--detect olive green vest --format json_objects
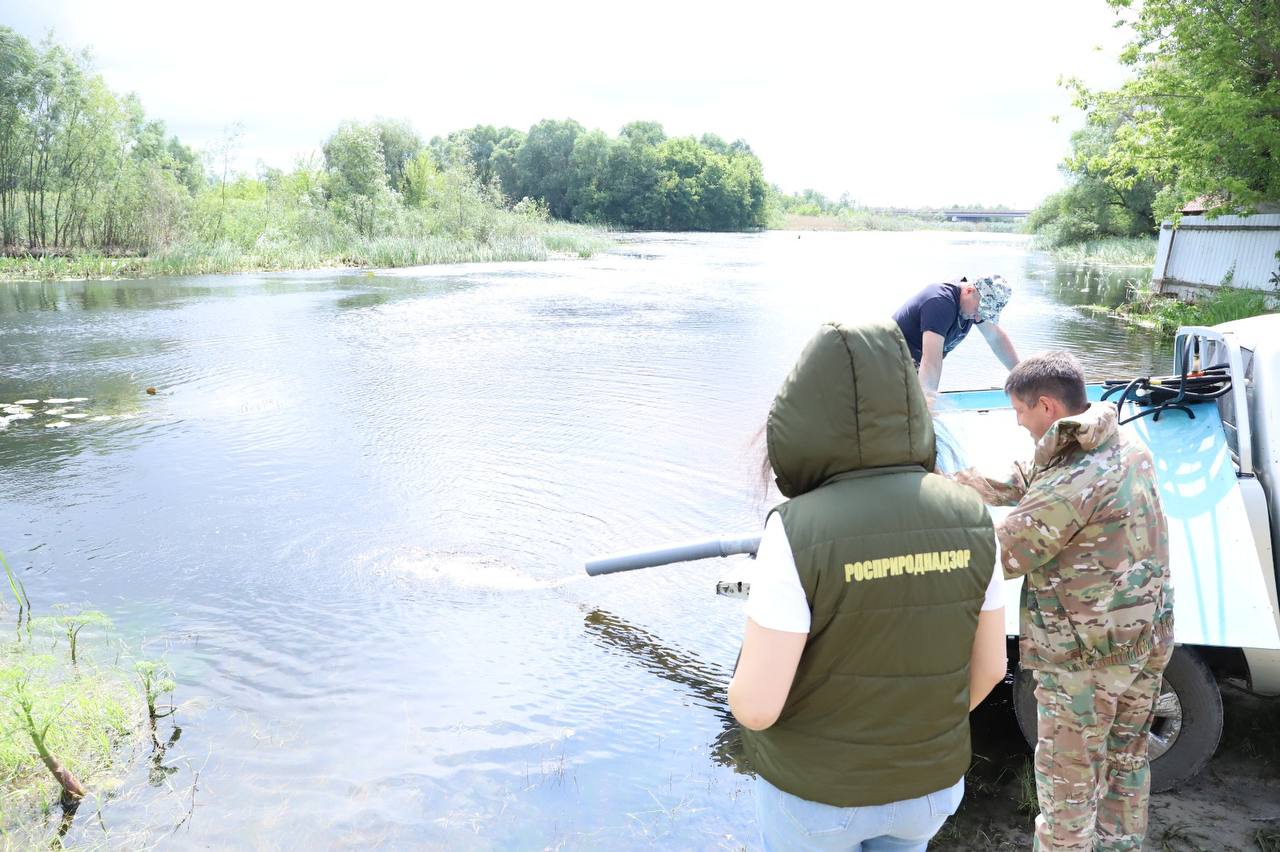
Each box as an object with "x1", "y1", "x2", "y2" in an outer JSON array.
[{"x1": 741, "y1": 320, "x2": 995, "y2": 807}]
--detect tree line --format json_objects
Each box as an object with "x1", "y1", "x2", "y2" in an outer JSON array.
[
  {"x1": 425, "y1": 120, "x2": 768, "y2": 230},
  {"x1": 0, "y1": 29, "x2": 202, "y2": 253},
  {"x1": 0, "y1": 27, "x2": 770, "y2": 257}
]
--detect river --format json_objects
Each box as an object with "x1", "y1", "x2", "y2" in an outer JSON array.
[{"x1": 0, "y1": 231, "x2": 1162, "y2": 848}]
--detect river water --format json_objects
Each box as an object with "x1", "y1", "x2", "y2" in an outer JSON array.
[{"x1": 0, "y1": 231, "x2": 1162, "y2": 848}]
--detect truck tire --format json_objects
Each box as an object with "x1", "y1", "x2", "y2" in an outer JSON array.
[{"x1": 1013, "y1": 646, "x2": 1223, "y2": 793}]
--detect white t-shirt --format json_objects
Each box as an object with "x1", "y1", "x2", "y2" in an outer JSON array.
[{"x1": 745, "y1": 513, "x2": 1004, "y2": 633}]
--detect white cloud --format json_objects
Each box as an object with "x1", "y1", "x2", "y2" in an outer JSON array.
[{"x1": 8, "y1": 0, "x2": 1134, "y2": 207}]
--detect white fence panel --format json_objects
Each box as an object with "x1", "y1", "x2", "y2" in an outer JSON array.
[{"x1": 1155, "y1": 214, "x2": 1280, "y2": 295}]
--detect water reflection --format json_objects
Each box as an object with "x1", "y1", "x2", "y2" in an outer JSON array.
[
  {"x1": 583, "y1": 608, "x2": 746, "y2": 771},
  {"x1": 0, "y1": 280, "x2": 216, "y2": 313},
  {"x1": 1047, "y1": 265, "x2": 1150, "y2": 309}
]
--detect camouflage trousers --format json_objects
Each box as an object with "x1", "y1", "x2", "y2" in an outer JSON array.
[{"x1": 1031, "y1": 640, "x2": 1174, "y2": 852}]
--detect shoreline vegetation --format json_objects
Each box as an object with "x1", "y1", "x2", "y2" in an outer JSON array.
[
  {"x1": 0, "y1": 28, "x2": 767, "y2": 284},
  {"x1": 1078, "y1": 283, "x2": 1276, "y2": 337},
  {"x1": 1, "y1": 551, "x2": 180, "y2": 846},
  {"x1": 0, "y1": 222, "x2": 614, "y2": 282},
  {"x1": 1035, "y1": 235, "x2": 1157, "y2": 267},
  {"x1": 768, "y1": 192, "x2": 1025, "y2": 235}
]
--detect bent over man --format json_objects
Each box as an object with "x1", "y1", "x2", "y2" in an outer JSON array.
[
  {"x1": 955, "y1": 351, "x2": 1174, "y2": 852},
  {"x1": 893, "y1": 275, "x2": 1019, "y2": 395}
]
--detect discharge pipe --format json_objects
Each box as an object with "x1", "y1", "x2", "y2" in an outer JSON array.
[{"x1": 585, "y1": 532, "x2": 762, "y2": 576}]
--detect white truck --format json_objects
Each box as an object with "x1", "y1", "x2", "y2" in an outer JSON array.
[{"x1": 586, "y1": 315, "x2": 1280, "y2": 791}]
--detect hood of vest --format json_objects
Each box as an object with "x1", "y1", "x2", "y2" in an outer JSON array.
[{"x1": 768, "y1": 321, "x2": 936, "y2": 498}]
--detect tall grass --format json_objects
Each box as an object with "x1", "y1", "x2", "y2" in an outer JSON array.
[
  {"x1": 1111, "y1": 282, "x2": 1275, "y2": 336},
  {"x1": 1194, "y1": 287, "x2": 1271, "y2": 325},
  {"x1": 0, "y1": 199, "x2": 614, "y2": 281},
  {"x1": 1035, "y1": 235, "x2": 1157, "y2": 267}
]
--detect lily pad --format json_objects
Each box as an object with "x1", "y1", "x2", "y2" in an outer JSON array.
[
  {"x1": 44, "y1": 398, "x2": 71, "y2": 404},
  {"x1": 44, "y1": 408, "x2": 69, "y2": 415},
  {"x1": 45, "y1": 421, "x2": 70, "y2": 429},
  {"x1": 7, "y1": 413, "x2": 32, "y2": 421},
  {"x1": 14, "y1": 399, "x2": 38, "y2": 405},
  {"x1": 63, "y1": 413, "x2": 88, "y2": 420},
  {"x1": 89, "y1": 415, "x2": 113, "y2": 422},
  {"x1": 67, "y1": 397, "x2": 89, "y2": 402}
]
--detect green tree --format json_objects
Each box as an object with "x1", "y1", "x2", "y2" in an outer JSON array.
[
  {"x1": 166, "y1": 136, "x2": 204, "y2": 194},
  {"x1": 371, "y1": 118, "x2": 421, "y2": 193},
  {"x1": 429, "y1": 125, "x2": 522, "y2": 193},
  {"x1": 1029, "y1": 122, "x2": 1160, "y2": 245},
  {"x1": 566, "y1": 129, "x2": 613, "y2": 221},
  {"x1": 719, "y1": 151, "x2": 769, "y2": 230},
  {"x1": 514, "y1": 119, "x2": 583, "y2": 219},
  {"x1": 400, "y1": 149, "x2": 440, "y2": 209},
  {"x1": 655, "y1": 138, "x2": 709, "y2": 229},
  {"x1": 1072, "y1": 0, "x2": 1280, "y2": 218},
  {"x1": 488, "y1": 128, "x2": 525, "y2": 201},
  {"x1": 603, "y1": 132, "x2": 663, "y2": 227},
  {"x1": 322, "y1": 121, "x2": 389, "y2": 236},
  {"x1": 0, "y1": 27, "x2": 36, "y2": 246},
  {"x1": 620, "y1": 121, "x2": 666, "y2": 148}
]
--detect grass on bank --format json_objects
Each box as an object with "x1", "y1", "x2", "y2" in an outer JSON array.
[
  {"x1": 1081, "y1": 282, "x2": 1276, "y2": 337},
  {"x1": 0, "y1": 224, "x2": 611, "y2": 282},
  {"x1": 1035, "y1": 235, "x2": 1158, "y2": 267},
  {"x1": 0, "y1": 552, "x2": 174, "y2": 847}
]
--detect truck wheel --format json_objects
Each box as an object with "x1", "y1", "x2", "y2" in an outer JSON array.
[{"x1": 1012, "y1": 646, "x2": 1223, "y2": 792}]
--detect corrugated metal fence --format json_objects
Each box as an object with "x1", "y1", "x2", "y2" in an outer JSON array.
[{"x1": 1153, "y1": 213, "x2": 1280, "y2": 299}]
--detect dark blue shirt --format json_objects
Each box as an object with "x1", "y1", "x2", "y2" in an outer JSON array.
[{"x1": 893, "y1": 282, "x2": 975, "y2": 365}]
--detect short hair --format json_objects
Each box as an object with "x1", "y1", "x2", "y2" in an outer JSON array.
[{"x1": 1004, "y1": 351, "x2": 1088, "y2": 412}]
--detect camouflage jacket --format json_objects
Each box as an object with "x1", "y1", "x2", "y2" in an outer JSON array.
[{"x1": 956, "y1": 402, "x2": 1174, "y2": 671}]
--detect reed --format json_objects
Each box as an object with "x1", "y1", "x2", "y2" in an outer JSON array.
[
  {"x1": 1037, "y1": 236, "x2": 1157, "y2": 267},
  {"x1": 1, "y1": 206, "x2": 614, "y2": 282}
]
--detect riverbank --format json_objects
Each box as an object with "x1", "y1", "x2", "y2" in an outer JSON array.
[
  {"x1": 1078, "y1": 284, "x2": 1276, "y2": 337},
  {"x1": 0, "y1": 225, "x2": 613, "y2": 282}
]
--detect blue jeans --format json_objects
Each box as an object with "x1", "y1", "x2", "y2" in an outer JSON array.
[{"x1": 754, "y1": 775, "x2": 964, "y2": 851}]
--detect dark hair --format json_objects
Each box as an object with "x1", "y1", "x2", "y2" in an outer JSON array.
[{"x1": 1004, "y1": 351, "x2": 1088, "y2": 413}]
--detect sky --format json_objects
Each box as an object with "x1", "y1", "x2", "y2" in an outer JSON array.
[{"x1": 3, "y1": 0, "x2": 1135, "y2": 208}]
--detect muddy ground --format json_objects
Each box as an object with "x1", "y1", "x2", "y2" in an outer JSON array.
[{"x1": 934, "y1": 682, "x2": 1280, "y2": 851}]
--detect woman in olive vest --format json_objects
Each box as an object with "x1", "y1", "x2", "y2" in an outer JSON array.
[{"x1": 728, "y1": 320, "x2": 1007, "y2": 851}]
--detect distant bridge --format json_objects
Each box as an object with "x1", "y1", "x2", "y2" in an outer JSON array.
[{"x1": 886, "y1": 208, "x2": 1030, "y2": 222}]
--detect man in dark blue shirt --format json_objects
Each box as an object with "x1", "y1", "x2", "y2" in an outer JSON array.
[{"x1": 893, "y1": 275, "x2": 1019, "y2": 395}]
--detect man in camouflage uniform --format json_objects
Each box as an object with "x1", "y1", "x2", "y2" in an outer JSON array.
[{"x1": 955, "y1": 351, "x2": 1174, "y2": 851}]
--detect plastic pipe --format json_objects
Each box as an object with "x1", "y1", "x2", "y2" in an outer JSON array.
[{"x1": 584, "y1": 533, "x2": 762, "y2": 576}]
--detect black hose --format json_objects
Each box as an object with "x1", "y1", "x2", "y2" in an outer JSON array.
[{"x1": 1101, "y1": 364, "x2": 1232, "y2": 423}]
